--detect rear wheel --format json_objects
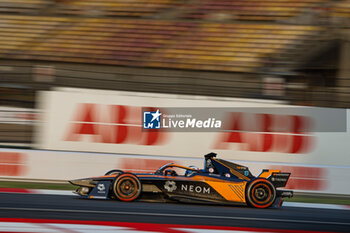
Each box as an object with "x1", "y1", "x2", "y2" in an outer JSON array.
[
  {"x1": 246, "y1": 179, "x2": 276, "y2": 208},
  {"x1": 113, "y1": 173, "x2": 141, "y2": 201}
]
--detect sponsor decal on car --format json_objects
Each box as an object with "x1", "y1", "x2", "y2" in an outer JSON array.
[
  {"x1": 163, "y1": 181, "x2": 211, "y2": 194},
  {"x1": 164, "y1": 181, "x2": 177, "y2": 192},
  {"x1": 181, "y1": 184, "x2": 211, "y2": 194},
  {"x1": 97, "y1": 183, "x2": 105, "y2": 192}
]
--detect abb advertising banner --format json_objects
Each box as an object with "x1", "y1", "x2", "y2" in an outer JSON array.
[
  {"x1": 0, "y1": 148, "x2": 349, "y2": 195},
  {"x1": 36, "y1": 88, "x2": 349, "y2": 166}
]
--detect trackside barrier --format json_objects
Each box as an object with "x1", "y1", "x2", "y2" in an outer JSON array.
[
  {"x1": 0, "y1": 149, "x2": 349, "y2": 195},
  {"x1": 36, "y1": 89, "x2": 350, "y2": 167}
]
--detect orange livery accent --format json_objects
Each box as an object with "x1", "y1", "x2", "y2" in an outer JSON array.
[
  {"x1": 258, "y1": 170, "x2": 280, "y2": 178},
  {"x1": 206, "y1": 181, "x2": 247, "y2": 203}
]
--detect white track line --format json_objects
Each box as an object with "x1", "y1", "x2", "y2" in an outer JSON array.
[
  {"x1": 35, "y1": 190, "x2": 75, "y2": 196},
  {"x1": 0, "y1": 207, "x2": 349, "y2": 227}
]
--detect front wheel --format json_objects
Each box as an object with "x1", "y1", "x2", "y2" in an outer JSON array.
[
  {"x1": 246, "y1": 179, "x2": 276, "y2": 208},
  {"x1": 113, "y1": 173, "x2": 141, "y2": 201}
]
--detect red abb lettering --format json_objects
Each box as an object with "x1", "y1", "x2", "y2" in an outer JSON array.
[
  {"x1": 64, "y1": 103, "x2": 167, "y2": 146},
  {"x1": 269, "y1": 165, "x2": 327, "y2": 191},
  {"x1": 0, "y1": 152, "x2": 26, "y2": 176},
  {"x1": 214, "y1": 112, "x2": 315, "y2": 154}
]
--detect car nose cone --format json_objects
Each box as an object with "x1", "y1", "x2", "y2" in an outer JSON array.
[{"x1": 69, "y1": 178, "x2": 95, "y2": 187}]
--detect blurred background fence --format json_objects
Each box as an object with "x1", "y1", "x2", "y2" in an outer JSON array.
[
  {"x1": 0, "y1": 59, "x2": 347, "y2": 109},
  {"x1": 0, "y1": 106, "x2": 35, "y2": 147}
]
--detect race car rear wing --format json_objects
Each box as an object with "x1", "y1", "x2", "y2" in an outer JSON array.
[
  {"x1": 258, "y1": 169, "x2": 291, "y2": 187},
  {"x1": 268, "y1": 172, "x2": 291, "y2": 188}
]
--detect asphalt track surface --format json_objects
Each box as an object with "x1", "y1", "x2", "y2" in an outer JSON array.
[{"x1": 0, "y1": 193, "x2": 349, "y2": 232}]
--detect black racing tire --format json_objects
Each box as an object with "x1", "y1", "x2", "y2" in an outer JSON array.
[
  {"x1": 246, "y1": 179, "x2": 276, "y2": 208},
  {"x1": 105, "y1": 169, "x2": 124, "y2": 176},
  {"x1": 112, "y1": 173, "x2": 142, "y2": 202}
]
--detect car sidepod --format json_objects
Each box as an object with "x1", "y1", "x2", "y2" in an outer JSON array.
[{"x1": 138, "y1": 175, "x2": 249, "y2": 204}]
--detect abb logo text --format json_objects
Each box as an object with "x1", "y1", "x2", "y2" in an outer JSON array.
[
  {"x1": 214, "y1": 113, "x2": 315, "y2": 153},
  {"x1": 65, "y1": 104, "x2": 167, "y2": 145},
  {"x1": 0, "y1": 152, "x2": 26, "y2": 176},
  {"x1": 270, "y1": 165, "x2": 327, "y2": 191}
]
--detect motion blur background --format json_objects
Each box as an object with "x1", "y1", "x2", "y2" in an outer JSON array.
[{"x1": 0, "y1": 0, "x2": 350, "y2": 199}]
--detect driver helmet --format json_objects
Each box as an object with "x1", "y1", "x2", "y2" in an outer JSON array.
[{"x1": 185, "y1": 165, "x2": 200, "y2": 176}]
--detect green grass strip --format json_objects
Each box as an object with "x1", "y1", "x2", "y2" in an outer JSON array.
[{"x1": 285, "y1": 196, "x2": 350, "y2": 205}]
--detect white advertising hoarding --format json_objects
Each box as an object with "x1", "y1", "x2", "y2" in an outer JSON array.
[{"x1": 36, "y1": 89, "x2": 350, "y2": 167}]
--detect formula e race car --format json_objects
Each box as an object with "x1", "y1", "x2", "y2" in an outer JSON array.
[{"x1": 69, "y1": 153, "x2": 293, "y2": 208}]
